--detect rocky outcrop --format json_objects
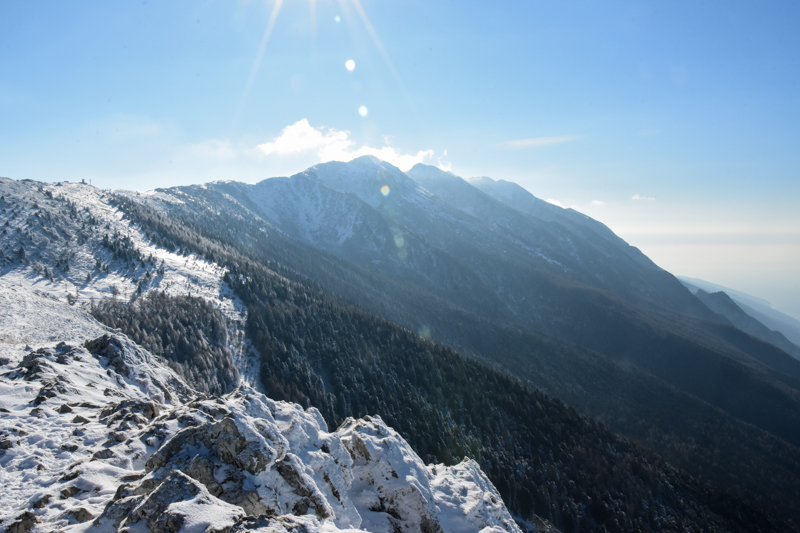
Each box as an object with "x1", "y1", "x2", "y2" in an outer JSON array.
[
  {"x1": 1, "y1": 327, "x2": 520, "y2": 533},
  {"x1": 339, "y1": 416, "x2": 519, "y2": 533},
  {"x1": 85, "y1": 334, "x2": 193, "y2": 404}
]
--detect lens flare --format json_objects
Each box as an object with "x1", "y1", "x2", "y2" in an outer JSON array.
[
  {"x1": 232, "y1": 0, "x2": 284, "y2": 131},
  {"x1": 350, "y1": 0, "x2": 418, "y2": 119},
  {"x1": 359, "y1": 105, "x2": 368, "y2": 117},
  {"x1": 418, "y1": 326, "x2": 431, "y2": 340},
  {"x1": 334, "y1": 15, "x2": 341, "y2": 23},
  {"x1": 381, "y1": 185, "x2": 390, "y2": 196},
  {"x1": 345, "y1": 59, "x2": 355, "y2": 71},
  {"x1": 393, "y1": 234, "x2": 404, "y2": 248}
]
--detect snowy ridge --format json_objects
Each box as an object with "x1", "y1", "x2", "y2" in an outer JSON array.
[
  {"x1": 300, "y1": 156, "x2": 432, "y2": 210},
  {"x1": 0, "y1": 178, "x2": 259, "y2": 389},
  {"x1": 0, "y1": 180, "x2": 521, "y2": 533}
]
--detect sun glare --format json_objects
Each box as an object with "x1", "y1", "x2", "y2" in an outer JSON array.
[
  {"x1": 359, "y1": 105, "x2": 368, "y2": 117},
  {"x1": 345, "y1": 59, "x2": 356, "y2": 71}
]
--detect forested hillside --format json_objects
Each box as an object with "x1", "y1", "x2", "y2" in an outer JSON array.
[
  {"x1": 90, "y1": 291, "x2": 239, "y2": 395},
  {"x1": 105, "y1": 183, "x2": 800, "y2": 527},
  {"x1": 103, "y1": 191, "x2": 796, "y2": 531}
]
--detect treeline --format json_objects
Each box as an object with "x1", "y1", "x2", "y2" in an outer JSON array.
[
  {"x1": 90, "y1": 291, "x2": 239, "y2": 395},
  {"x1": 107, "y1": 191, "x2": 793, "y2": 532}
]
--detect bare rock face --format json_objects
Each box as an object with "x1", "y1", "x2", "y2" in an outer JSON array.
[
  {"x1": 138, "y1": 414, "x2": 279, "y2": 517},
  {"x1": 32, "y1": 494, "x2": 52, "y2": 509},
  {"x1": 110, "y1": 391, "x2": 348, "y2": 526},
  {"x1": 10, "y1": 347, "x2": 79, "y2": 406},
  {"x1": 146, "y1": 416, "x2": 270, "y2": 475},
  {"x1": 5, "y1": 512, "x2": 40, "y2": 533},
  {"x1": 101, "y1": 397, "x2": 161, "y2": 422},
  {"x1": 130, "y1": 471, "x2": 236, "y2": 532}
]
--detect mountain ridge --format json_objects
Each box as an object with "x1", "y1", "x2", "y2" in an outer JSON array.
[
  {"x1": 3, "y1": 172, "x2": 800, "y2": 530},
  {"x1": 680, "y1": 276, "x2": 800, "y2": 349},
  {"x1": 103, "y1": 170, "x2": 795, "y2": 524},
  {"x1": 694, "y1": 288, "x2": 800, "y2": 361}
]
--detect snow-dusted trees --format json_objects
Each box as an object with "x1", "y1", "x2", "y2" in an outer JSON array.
[{"x1": 90, "y1": 291, "x2": 238, "y2": 396}]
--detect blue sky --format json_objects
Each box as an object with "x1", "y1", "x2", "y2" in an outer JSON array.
[{"x1": 2, "y1": 1, "x2": 799, "y2": 318}]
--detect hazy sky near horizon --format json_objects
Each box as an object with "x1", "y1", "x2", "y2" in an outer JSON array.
[{"x1": 2, "y1": 1, "x2": 799, "y2": 319}]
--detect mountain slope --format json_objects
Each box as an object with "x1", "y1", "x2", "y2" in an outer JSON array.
[
  {"x1": 98, "y1": 193, "x2": 800, "y2": 532},
  {"x1": 0, "y1": 177, "x2": 253, "y2": 392},
  {"x1": 409, "y1": 164, "x2": 700, "y2": 316},
  {"x1": 737, "y1": 300, "x2": 800, "y2": 349},
  {"x1": 3, "y1": 176, "x2": 799, "y2": 530},
  {"x1": 694, "y1": 289, "x2": 800, "y2": 361},
  {"x1": 105, "y1": 179, "x2": 800, "y2": 528},
  {"x1": 183, "y1": 159, "x2": 800, "y2": 448},
  {"x1": 681, "y1": 276, "x2": 800, "y2": 351},
  {"x1": 0, "y1": 271, "x2": 520, "y2": 533}
]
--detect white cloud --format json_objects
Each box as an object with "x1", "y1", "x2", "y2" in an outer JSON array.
[
  {"x1": 256, "y1": 119, "x2": 433, "y2": 171},
  {"x1": 591, "y1": 200, "x2": 605, "y2": 206},
  {"x1": 437, "y1": 149, "x2": 452, "y2": 172},
  {"x1": 499, "y1": 135, "x2": 582, "y2": 149},
  {"x1": 546, "y1": 198, "x2": 565, "y2": 208},
  {"x1": 257, "y1": 119, "x2": 349, "y2": 156},
  {"x1": 632, "y1": 194, "x2": 655, "y2": 201}
]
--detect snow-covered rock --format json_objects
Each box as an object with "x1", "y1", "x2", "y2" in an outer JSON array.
[
  {"x1": 0, "y1": 276, "x2": 520, "y2": 533},
  {"x1": 339, "y1": 416, "x2": 519, "y2": 533}
]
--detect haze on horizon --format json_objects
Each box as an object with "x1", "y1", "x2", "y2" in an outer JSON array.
[{"x1": 1, "y1": 0, "x2": 798, "y2": 319}]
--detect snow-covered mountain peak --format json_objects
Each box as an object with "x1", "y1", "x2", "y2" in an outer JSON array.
[
  {"x1": 406, "y1": 163, "x2": 457, "y2": 181},
  {"x1": 299, "y1": 156, "x2": 430, "y2": 209}
]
